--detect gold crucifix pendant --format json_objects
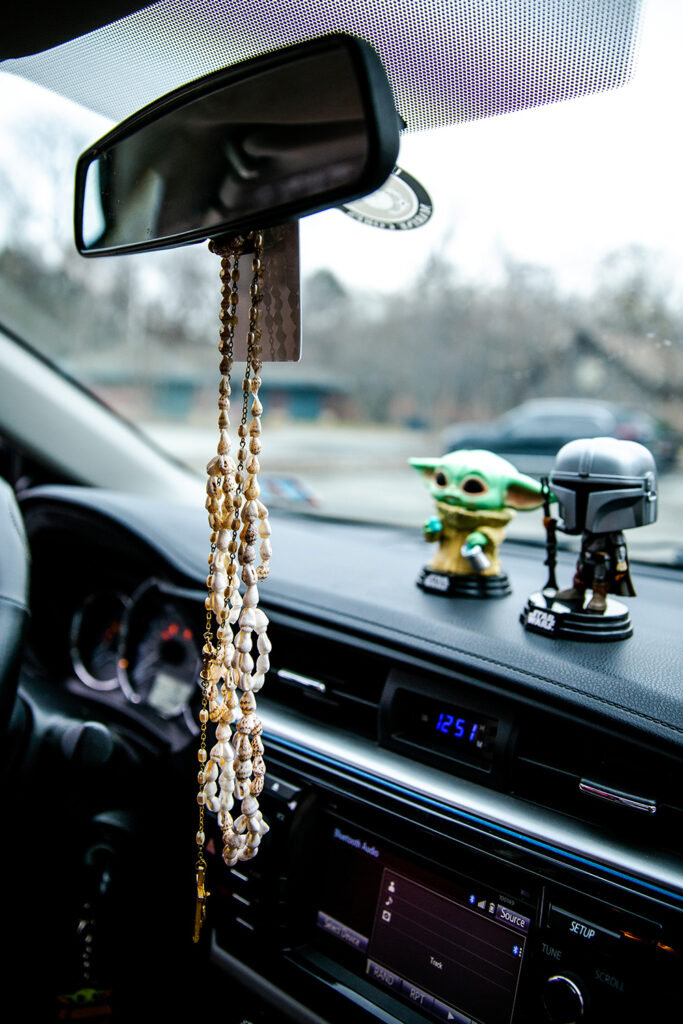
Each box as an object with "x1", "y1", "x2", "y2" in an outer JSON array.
[{"x1": 193, "y1": 865, "x2": 210, "y2": 943}]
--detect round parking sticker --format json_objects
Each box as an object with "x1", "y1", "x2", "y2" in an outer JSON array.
[{"x1": 340, "y1": 167, "x2": 433, "y2": 230}]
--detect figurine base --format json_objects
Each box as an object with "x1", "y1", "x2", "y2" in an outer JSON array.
[
  {"x1": 418, "y1": 568, "x2": 512, "y2": 599},
  {"x1": 520, "y1": 591, "x2": 633, "y2": 641}
]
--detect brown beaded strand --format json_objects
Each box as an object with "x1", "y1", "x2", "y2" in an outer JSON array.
[{"x1": 193, "y1": 233, "x2": 270, "y2": 941}]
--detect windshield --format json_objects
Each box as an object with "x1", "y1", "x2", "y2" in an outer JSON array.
[{"x1": 0, "y1": 0, "x2": 681, "y2": 566}]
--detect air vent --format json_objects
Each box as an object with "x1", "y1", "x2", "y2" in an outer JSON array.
[
  {"x1": 512, "y1": 711, "x2": 683, "y2": 851},
  {"x1": 263, "y1": 616, "x2": 388, "y2": 740}
]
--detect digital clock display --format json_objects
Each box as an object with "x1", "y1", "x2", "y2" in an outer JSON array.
[{"x1": 419, "y1": 697, "x2": 498, "y2": 767}]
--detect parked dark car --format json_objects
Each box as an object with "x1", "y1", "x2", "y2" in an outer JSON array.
[{"x1": 443, "y1": 398, "x2": 678, "y2": 475}]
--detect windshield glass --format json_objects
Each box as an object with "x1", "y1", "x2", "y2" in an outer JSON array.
[{"x1": 0, "y1": 0, "x2": 681, "y2": 566}]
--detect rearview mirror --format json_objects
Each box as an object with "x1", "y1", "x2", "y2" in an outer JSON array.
[{"x1": 74, "y1": 35, "x2": 400, "y2": 256}]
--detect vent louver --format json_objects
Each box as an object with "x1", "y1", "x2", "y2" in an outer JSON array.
[
  {"x1": 263, "y1": 614, "x2": 388, "y2": 740},
  {"x1": 512, "y1": 710, "x2": 683, "y2": 851}
]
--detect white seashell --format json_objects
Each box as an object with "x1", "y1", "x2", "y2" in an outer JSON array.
[
  {"x1": 239, "y1": 847, "x2": 258, "y2": 860},
  {"x1": 206, "y1": 796, "x2": 220, "y2": 814},
  {"x1": 210, "y1": 592, "x2": 225, "y2": 615},
  {"x1": 253, "y1": 609, "x2": 269, "y2": 634},
  {"x1": 242, "y1": 795, "x2": 259, "y2": 816},
  {"x1": 234, "y1": 779, "x2": 249, "y2": 799},
  {"x1": 242, "y1": 500, "x2": 259, "y2": 522},
  {"x1": 210, "y1": 742, "x2": 225, "y2": 761},
  {"x1": 233, "y1": 814, "x2": 248, "y2": 833},
  {"x1": 239, "y1": 607, "x2": 257, "y2": 631},
  {"x1": 203, "y1": 780, "x2": 218, "y2": 798},
  {"x1": 243, "y1": 585, "x2": 259, "y2": 608},
  {"x1": 259, "y1": 539, "x2": 272, "y2": 560},
  {"x1": 215, "y1": 723, "x2": 231, "y2": 742},
  {"x1": 257, "y1": 634, "x2": 272, "y2": 654},
  {"x1": 235, "y1": 759, "x2": 253, "y2": 779},
  {"x1": 240, "y1": 691, "x2": 256, "y2": 713},
  {"x1": 238, "y1": 652, "x2": 254, "y2": 675},
  {"x1": 212, "y1": 571, "x2": 228, "y2": 593},
  {"x1": 250, "y1": 673, "x2": 265, "y2": 692},
  {"x1": 228, "y1": 604, "x2": 241, "y2": 624},
  {"x1": 235, "y1": 630, "x2": 252, "y2": 653},
  {"x1": 246, "y1": 833, "x2": 262, "y2": 849},
  {"x1": 219, "y1": 772, "x2": 235, "y2": 791},
  {"x1": 256, "y1": 654, "x2": 270, "y2": 675},
  {"x1": 216, "y1": 529, "x2": 230, "y2": 550},
  {"x1": 258, "y1": 519, "x2": 272, "y2": 538},
  {"x1": 256, "y1": 501, "x2": 269, "y2": 519},
  {"x1": 241, "y1": 564, "x2": 257, "y2": 586},
  {"x1": 237, "y1": 713, "x2": 257, "y2": 734},
  {"x1": 204, "y1": 761, "x2": 219, "y2": 782},
  {"x1": 218, "y1": 806, "x2": 233, "y2": 828}
]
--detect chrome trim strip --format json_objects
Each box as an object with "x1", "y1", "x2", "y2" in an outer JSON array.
[
  {"x1": 579, "y1": 780, "x2": 657, "y2": 814},
  {"x1": 260, "y1": 701, "x2": 683, "y2": 900},
  {"x1": 277, "y1": 668, "x2": 327, "y2": 694}
]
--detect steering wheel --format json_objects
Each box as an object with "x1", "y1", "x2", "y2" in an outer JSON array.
[{"x1": 0, "y1": 477, "x2": 29, "y2": 742}]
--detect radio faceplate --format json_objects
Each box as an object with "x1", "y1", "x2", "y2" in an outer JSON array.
[{"x1": 208, "y1": 744, "x2": 683, "y2": 1024}]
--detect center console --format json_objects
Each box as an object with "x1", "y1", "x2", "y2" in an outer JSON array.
[{"x1": 207, "y1": 733, "x2": 682, "y2": 1024}]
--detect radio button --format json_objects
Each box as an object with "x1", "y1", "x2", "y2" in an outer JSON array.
[
  {"x1": 542, "y1": 975, "x2": 585, "y2": 1023},
  {"x1": 401, "y1": 981, "x2": 433, "y2": 1012},
  {"x1": 549, "y1": 906, "x2": 621, "y2": 952}
]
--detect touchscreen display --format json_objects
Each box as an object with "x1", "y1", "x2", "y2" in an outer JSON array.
[{"x1": 315, "y1": 822, "x2": 530, "y2": 1024}]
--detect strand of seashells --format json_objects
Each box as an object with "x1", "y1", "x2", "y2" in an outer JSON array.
[{"x1": 196, "y1": 236, "x2": 271, "y2": 869}]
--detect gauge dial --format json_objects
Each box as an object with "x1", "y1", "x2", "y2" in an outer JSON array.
[
  {"x1": 70, "y1": 592, "x2": 128, "y2": 690},
  {"x1": 121, "y1": 591, "x2": 201, "y2": 718}
]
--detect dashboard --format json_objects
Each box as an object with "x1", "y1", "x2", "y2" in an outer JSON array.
[{"x1": 15, "y1": 484, "x2": 683, "y2": 1023}]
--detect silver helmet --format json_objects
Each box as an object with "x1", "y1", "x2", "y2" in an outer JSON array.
[{"x1": 550, "y1": 437, "x2": 658, "y2": 535}]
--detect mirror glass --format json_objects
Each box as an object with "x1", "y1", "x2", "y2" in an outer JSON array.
[{"x1": 76, "y1": 37, "x2": 399, "y2": 255}]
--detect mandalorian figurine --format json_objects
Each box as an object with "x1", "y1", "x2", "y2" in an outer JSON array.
[
  {"x1": 410, "y1": 449, "x2": 545, "y2": 597},
  {"x1": 521, "y1": 437, "x2": 657, "y2": 640}
]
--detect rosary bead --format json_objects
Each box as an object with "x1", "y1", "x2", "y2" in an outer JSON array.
[
  {"x1": 196, "y1": 831, "x2": 205, "y2": 845},
  {"x1": 198, "y1": 748, "x2": 208, "y2": 763},
  {"x1": 199, "y1": 709, "x2": 209, "y2": 724}
]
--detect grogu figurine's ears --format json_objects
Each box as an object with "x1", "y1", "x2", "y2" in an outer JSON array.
[
  {"x1": 409, "y1": 457, "x2": 440, "y2": 476},
  {"x1": 504, "y1": 472, "x2": 545, "y2": 510}
]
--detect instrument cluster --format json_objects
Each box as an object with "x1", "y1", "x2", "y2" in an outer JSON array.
[{"x1": 69, "y1": 579, "x2": 203, "y2": 728}]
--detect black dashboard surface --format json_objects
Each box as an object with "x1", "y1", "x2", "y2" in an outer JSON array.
[{"x1": 20, "y1": 484, "x2": 683, "y2": 749}]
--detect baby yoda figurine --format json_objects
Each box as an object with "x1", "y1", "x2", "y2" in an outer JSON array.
[{"x1": 410, "y1": 449, "x2": 545, "y2": 597}]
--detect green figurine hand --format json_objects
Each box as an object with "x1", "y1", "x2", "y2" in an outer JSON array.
[
  {"x1": 464, "y1": 530, "x2": 487, "y2": 551},
  {"x1": 423, "y1": 516, "x2": 443, "y2": 541}
]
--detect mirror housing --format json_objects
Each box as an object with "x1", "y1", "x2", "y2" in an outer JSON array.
[{"x1": 74, "y1": 35, "x2": 400, "y2": 256}]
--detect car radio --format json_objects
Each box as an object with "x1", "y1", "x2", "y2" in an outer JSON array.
[{"x1": 207, "y1": 749, "x2": 683, "y2": 1024}]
